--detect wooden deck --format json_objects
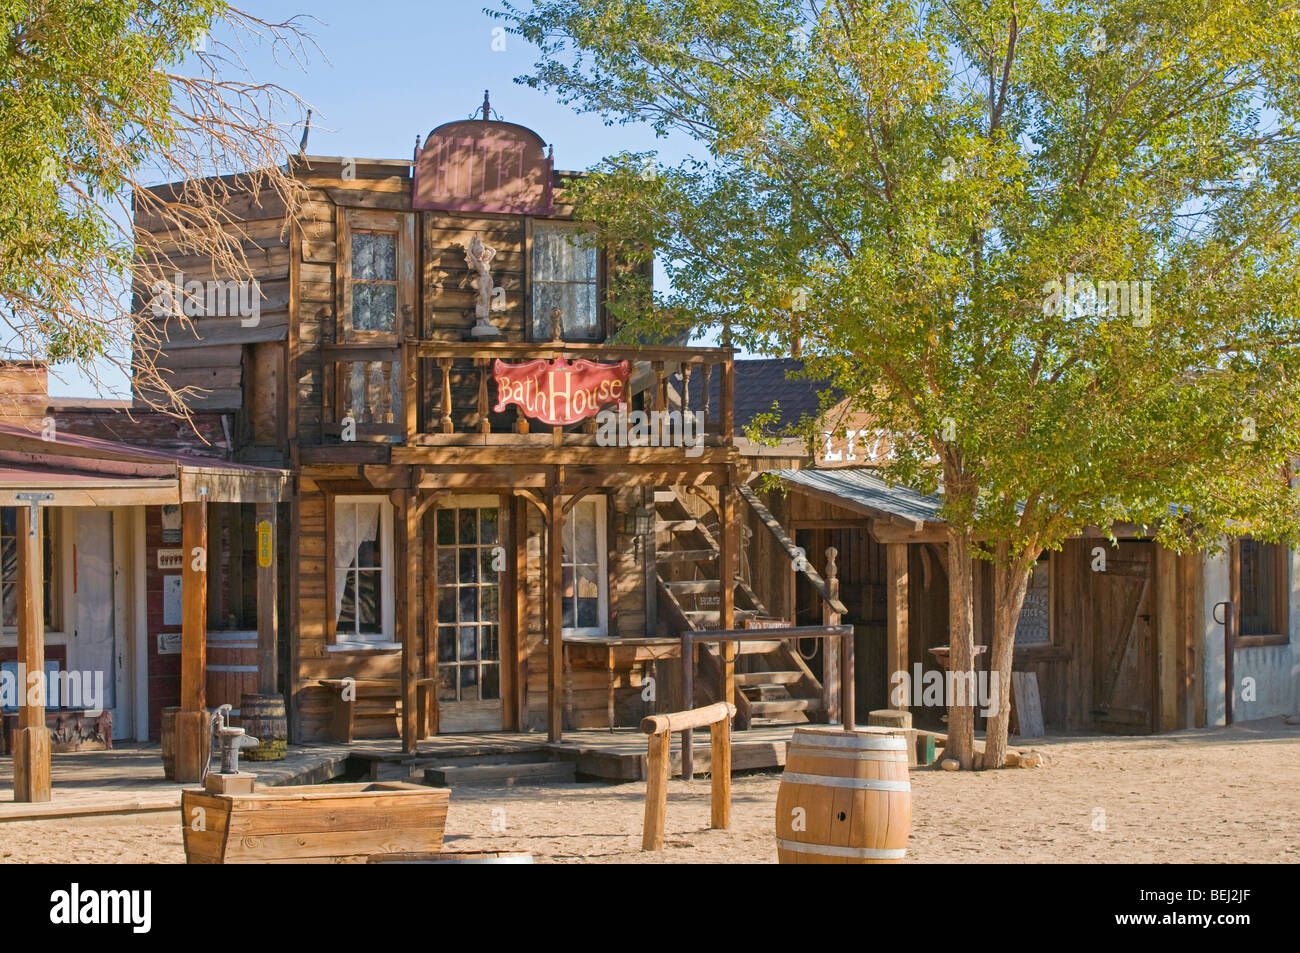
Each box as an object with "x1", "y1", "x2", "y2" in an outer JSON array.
[{"x1": 353, "y1": 724, "x2": 799, "y2": 782}]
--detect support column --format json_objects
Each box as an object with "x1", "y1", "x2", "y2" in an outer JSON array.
[
  {"x1": 13, "y1": 505, "x2": 50, "y2": 802},
  {"x1": 821, "y1": 546, "x2": 842, "y2": 724},
  {"x1": 255, "y1": 503, "x2": 278, "y2": 696},
  {"x1": 886, "y1": 542, "x2": 909, "y2": 712},
  {"x1": 175, "y1": 499, "x2": 210, "y2": 783},
  {"x1": 717, "y1": 478, "x2": 736, "y2": 712},
  {"x1": 546, "y1": 473, "x2": 564, "y2": 742},
  {"x1": 499, "y1": 492, "x2": 518, "y2": 731},
  {"x1": 397, "y1": 489, "x2": 419, "y2": 752}
]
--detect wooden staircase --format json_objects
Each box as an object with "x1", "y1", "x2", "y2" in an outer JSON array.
[{"x1": 652, "y1": 488, "x2": 826, "y2": 727}]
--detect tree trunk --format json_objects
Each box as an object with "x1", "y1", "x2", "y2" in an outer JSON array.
[
  {"x1": 945, "y1": 529, "x2": 976, "y2": 769},
  {"x1": 982, "y1": 556, "x2": 1033, "y2": 769}
]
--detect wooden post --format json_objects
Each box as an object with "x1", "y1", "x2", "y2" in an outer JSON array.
[
  {"x1": 175, "y1": 499, "x2": 210, "y2": 783},
  {"x1": 710, "y1": 714, "x2": 731, "y2": 829},
  {"x1": 499, "y1": 492, "x2": 518, "y2": 731},
  {"x1": 886, "y1": 542, "x2": 909, "y2": 712},
  {"x1": 397, "y1": 489, "x2": 419, "y2": 752},
  {"x1": 718, "y1": 480, "x2": 736, "y2": 714},
  {"x1": 255, "y1": 503, "x2": 278, "y2": 696},
  {"x1": 644, "y1": 490, "x2": 657, "y2": 639},
  {"x1": 680, "y1": 631, "x2": 694, "y2": 778},
  {"x1": 641, "y1": 731, "x2": 670, "y2": 851},
  {"x1": 13, "y1": 505, "x2": 50, "y2": 802},
  {"x1": 547, "y1": 474, "x2": 564, "y2": 742},
  {"x1": 822, "y1": 547, "x2": 841, "y2": 723},
  {"x1": 513, "y1": 495, "x2": 529, "y2": 726}
]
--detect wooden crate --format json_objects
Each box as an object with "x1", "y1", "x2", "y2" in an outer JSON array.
[{"x1": 181, "y1": 781, "x2": 450, "y2": 864}]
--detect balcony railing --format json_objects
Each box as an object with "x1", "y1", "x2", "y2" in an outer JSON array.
[{"x1": 321, "y1": 340, "x2": 735, "y2": 448}]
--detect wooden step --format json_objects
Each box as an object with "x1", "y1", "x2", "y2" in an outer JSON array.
[
  {"x1": 423, "y1": 759, "x2": 576, "y2": 787},
  {"x1": 748, "y1": 698, "x2": 823, "y2": 716},
  {"x1": 666, "y1": 579, "x2": 719, "y2": 594},
  {"x1": 684, "y1": 609, "x2": 762, "y2": 625},
  {"x1": 657, "y1": 519, "x2": 698, "y2": 533},
  {"x1": 653, "y1": 490, "x2": 678, "y2": 503},
  {"x1": 741, "y1": 684, "x2": 793, "y2": 701},
  {"x1": 735, "y1": 671, "x2": 803, "y2": 686},
  {"x1": 659, "y1": 549, "x2": 719, "y2": 563}
]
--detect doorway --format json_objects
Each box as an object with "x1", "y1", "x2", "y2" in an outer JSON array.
[
  {"x1": 433, "y1": 497, "x2": 503, "y2": 732},
  {"x1": 68, "y1": 510, "x2": 129, "y2": 733},
  {"x1": 1089, "y1": 540, "x2": 1156, "y2": 733}
]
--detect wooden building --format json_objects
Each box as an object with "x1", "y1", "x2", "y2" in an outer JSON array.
[
  {"x1": 727, "y1": 359, "x2": 1298, "y2": 735},
  {"x1": 117, "y1": 106, "x2": 851, "y2": 756}
]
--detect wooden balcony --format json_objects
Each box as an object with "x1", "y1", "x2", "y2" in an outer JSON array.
[{"x1": 321, "y1": 340, "x2": 736, "y2": 463}]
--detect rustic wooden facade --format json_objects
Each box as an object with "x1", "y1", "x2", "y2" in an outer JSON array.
[{"x1": 121, "y1": 112, "x2": 862, "y2": 754}]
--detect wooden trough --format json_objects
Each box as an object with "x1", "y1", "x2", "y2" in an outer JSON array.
[{"x1": 181, "y1": 781, "x2": 450, "y2": 864}]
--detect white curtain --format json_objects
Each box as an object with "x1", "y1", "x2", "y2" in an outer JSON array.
[{"x1": 334, "y1": 502, "x2": 381, "y2": 627}]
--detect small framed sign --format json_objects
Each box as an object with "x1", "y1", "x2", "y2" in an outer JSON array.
[
  {"x1": 157, "y1": 631, "x2": 182, "y2": 655},
  {"x1": 156, "y1": 548, "x2": 183, "y2": 570},
  {"x1": 161, "y1": 505, "x2": 182, "y2": 543}
]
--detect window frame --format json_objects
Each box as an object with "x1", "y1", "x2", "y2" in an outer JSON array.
[
  {"x1": 328, "y1": 495, "x2": 396, "y2": 648},
  {"x1": 560, "y1": 495, "x2": 609, "y2": 637},
  {"x1": 336, "y1": 208, "x2": 415, "y2": 345},
  {"x1": 526, "y1": 218, "x2": 606, "y2": 343},
  {"x1": 0, "y1": 507, "x2": 66, "y2": 642},
  {"x1": 1231, "y1": 537, "x2": 1291, "y2": 647}
]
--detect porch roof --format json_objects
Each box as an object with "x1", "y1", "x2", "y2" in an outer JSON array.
[
  {"x1": 775, "y1": 467, "x2": 947, "y2": 527},
  {"x1": 0, "y1": 422, "x2": 291, "y2": 504}
]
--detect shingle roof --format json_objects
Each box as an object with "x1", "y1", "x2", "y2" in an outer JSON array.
[
  {"x1": 776, "y1": 467, "x2": 946, "y2": 525},
  {"x1": 677, "y1": 358, "x2": 841, "y2": 432}
]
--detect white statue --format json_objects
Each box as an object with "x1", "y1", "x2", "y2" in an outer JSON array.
[{"x1": 464, "y1": 235, "x2": 501, "y2": 338}]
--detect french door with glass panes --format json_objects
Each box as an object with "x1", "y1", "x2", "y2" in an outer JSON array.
[{"x1": 433, "y1": 497, "x2": 503, "y2": 731}]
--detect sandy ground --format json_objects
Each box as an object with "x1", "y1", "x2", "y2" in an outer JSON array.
[{"x1": 2, "y1": 718, "x2": 1297, "y2": 864}]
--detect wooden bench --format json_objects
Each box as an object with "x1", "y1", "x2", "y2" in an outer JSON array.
[{"x1": 318, "y1": 678, "x2": 439, "y2": 744}]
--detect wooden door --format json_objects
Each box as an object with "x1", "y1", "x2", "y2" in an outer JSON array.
[
  {"x1": 1090, "y1": 541, "x2": 1156, "y2": 733},
  {"x1": 433, "y1": 497, "x2": 504, "y2": 732}
]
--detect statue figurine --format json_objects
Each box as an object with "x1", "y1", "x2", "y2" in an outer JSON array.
[{"x1": 464, "y1": 235, "x2": 502, "y2": 339}]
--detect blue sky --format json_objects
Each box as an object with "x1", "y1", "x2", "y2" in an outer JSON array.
[{"x1": 53, "y1": 1, "x2": 715, "y2": 397}]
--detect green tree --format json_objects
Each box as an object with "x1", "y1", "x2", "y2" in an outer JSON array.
[
  {"x1": 0, "y1": 0, "x2": 314, "y2": 410},
  {"x1": 495, "y1": 0, "x2": 1300, "y2": 767}
]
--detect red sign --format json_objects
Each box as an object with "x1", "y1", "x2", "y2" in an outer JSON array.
[
  {"x1": 413, "y1": 119, "x2": 554, "y2": 216},
  {"x1": 493, "y1": 357, "x2": 629, "y2": 426}
]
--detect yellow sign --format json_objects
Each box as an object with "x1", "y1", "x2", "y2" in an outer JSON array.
[{"x1": 257, "y1": 520, "x2": 273, "y2": 568}]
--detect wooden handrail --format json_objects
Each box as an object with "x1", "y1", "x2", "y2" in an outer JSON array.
[
  {"x1": 640, "y1": 702, "x2": 736, "y2": 851},
  {"x1": 681, "y1": 624, "x2": 854, "y2": 778},
  {"x1": 735, "y1": 483, "x2": 848, "y2": 616}
]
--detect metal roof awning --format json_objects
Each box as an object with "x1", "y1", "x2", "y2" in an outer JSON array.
[
  {"x1": 0, "y1": 423, "x2": 291, "y2": 504},
  {"x1": 775, "y1": 467, "x2": 948, "y2": 540}
]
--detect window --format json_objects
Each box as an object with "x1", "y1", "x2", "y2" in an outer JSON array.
[
  {"x1": 1014, "y1": 556, "x2": 1051, "y2": 646},
  {"x1": 434, "y1": 502, "x2": 500, "y2": 704},
  {"x1": 1, "y1": 508, "x2": 58, "y2": 631},
  {"x1": 561, "y1": 496, "x2": 608, "y2": 635},
  {"x1": 332, "y1": 497, "x2": 394, "y2": 644},
  {"x1": 350, "y1": 231, "x2": 397, "y2": 334},
  {"x1": 531, "y1": 222, "x2": 600, "y2": 341},
  {"x1": 1236, "y1": 538, "x2": 1288, "y2": 640}
]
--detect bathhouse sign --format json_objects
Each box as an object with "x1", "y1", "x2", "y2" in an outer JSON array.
[{"x1": 493, "y1": 357, "x2": 629, "y2": 426}]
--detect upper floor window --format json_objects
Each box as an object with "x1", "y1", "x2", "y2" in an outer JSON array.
[
  {"x1": 350, "y1": 231, "x2": 397, "y2": 334},
  {"x1": 531, "y1": 222, "x2": 600, "y2": 341},
  {"x1": 338, "y1": 209, "x2": 414, "y2": 344}
]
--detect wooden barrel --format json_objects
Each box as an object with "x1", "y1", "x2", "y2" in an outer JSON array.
[
  {"x1": 161, "y1": 706, "x2": 180, "y2": 780},
  {"x1": 775, "y1": 726, "x2": 911, "y2": 864},
  {"x1": 205, "y1": 631, "x2": 258, "y2": 718},
  {"x1": 239, "y1": 693, "x2": 287, "y2": 761}
]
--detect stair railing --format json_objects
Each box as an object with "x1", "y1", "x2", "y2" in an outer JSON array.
[{"x1": 678, "y1": 624, "x2": 855, "y2": 778}]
